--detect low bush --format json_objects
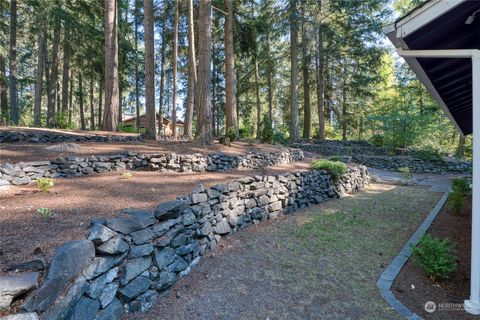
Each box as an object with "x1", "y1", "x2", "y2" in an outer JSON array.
[
  {"x1": 261, "y1": 115, "x2": 273, "y2": 143},
  {"x1": 226, "y1": 127, "x2": 237, "y2": 142},
  {"x1": 36, "y1": 178, "x2": 55, "y2": 192},
  {"x1": 398, "y1": 166, "x2": 413, "y2": 181},
  {"x1": 119, "y1": 171, "x2": 133, "y2": 179},
  {"x1": 370, "y1": 134, "x2": 384, "y2": 147},
  {"x1": 412, "y1": 234, "x2": 457, "y2": 281},
  {"x1": 449, "y1": 177, "x2": 471, "y2": 214},
  {"x1": 310, "y1": 159, "x2": 347, "y2": 183},
  {"x1": 414, "y1": 148, "x2": 444, "y2": 162},
  {"x1": 38, "y1": 207, "x2": 53, "y2": 220},
  {"x1": 273, "y1": 131, "x2": 288, "y2": 146},
  {"x1": 328, "y1": 155, "x2": 344, "y2": 162}
]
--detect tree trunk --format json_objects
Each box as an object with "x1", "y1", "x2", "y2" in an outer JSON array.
[
  {"x1": 254, "y1": 55, "x2": 261, "y2": 139},
  {"x1": 0, "y1": 54, "x2": 8, "y2": 125},
  {"x1": 68, "y1": 72, "x2": 73, "y2": 127},
  {"x1": 289, "y1": 0, "x2": 299, "y2": 142},
  {"x1": 34, "y1": 16, "x2": 46, "y2": 127},
  {"x1": 79, "y1": 73, "x2": 86, "y2": 130},
  {"x1": 195, "y1": 0, "x2": 213, "y2": 145},
  {"x1": 316, "y1": 0, "x2": 325, "y2": 140},
  {"x1": 144, "y1": 0, "x2": 157, "y2": 139},
  {"x1": 171, "y1": 0, "x2": 179, "y2": 140},
  {"x1": 457, "y1": 134, "x2": 466, "y2": 158},
  {"x1": 134, "y1": 0, "x2": 140, "y2": 132},
  {"x1": 98, "y1": 80, "x2": 103, "y2": 127},
  {"x1": 158, "y1": 26, "x2": 166, "y2": 135},
  {"x1": 224, "y1": 0, "x2": 238, "y2": 137},
  {"x1": 102, "y1": 0, "x2": 119, "y2": 131},
  {"x1": 266, "y1": 33, "x2": 273, "y2": 123},
  {"x1": 61, "y1": 25, "x2": 70, "y2": 126},
  {"x1": 301, "y1": 7, "x2": 311, "y2": 140},
  {"x1": 9, "y1": 0, "x2": 18, "y2": 125},
  {"x1": 341, "y1": 65, "x2": 347, "y2": 141},
  {"x1": 185, "y1": 0, "x2": 196, "y2": 139},
  {"x1": 48, "y1": 24, "x2": 60, "y2": 128},
  {"x1": 90, "y1": 73, "x2": 95, "y2": 130},
  {"x1": 211, "y1": 38, "x2": 217, "y2": 137}
]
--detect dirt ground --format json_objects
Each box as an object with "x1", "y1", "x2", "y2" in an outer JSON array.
[
  {"x1": 125, "y1": 183, "x2": 442, "y2": 320},
  {"x1": 0, "y1": 159, "x2": 312, "y2": 272},
  {"x1": 394, "y1": 195, "x2": 475, "y2": 320},
  {"x1": 0, "y1": 140, "x2": 288, "y2": 164}
]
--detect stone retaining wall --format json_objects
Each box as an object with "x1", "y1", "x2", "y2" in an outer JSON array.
[
  {"x1": 352, "y1": 154, "x2": 471, "y2": 173},
  {"x1": 0, "y1": 130, "x2": 142, "y2": 143},
  {"x1": 294, "y1": 141, "x2": 471, "y2": 173},
  {"x1": 0, "y1": 149, "x2": 304, "y2": 187},
  {"x1": 4, "y1": 166, "x2": 369, "y2": 320}
]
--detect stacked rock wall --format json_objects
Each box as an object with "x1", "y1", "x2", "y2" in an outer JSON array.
[
  {"x1": 0, "y1": 149, "x2": 304, "y2": 187},
  {"x1": 294, "y1": 141, "x2": 471, "y2": 173},
  {"x1": 12, "y1": 166, "x2": 369, "y2": 320},
  {"x1": 0, "y1": 131, "x2": 142, "y2": 143}
]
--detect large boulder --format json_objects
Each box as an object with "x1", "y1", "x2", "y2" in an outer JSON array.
[
  {"x1": 24, "y1": 240, "x2": 94, "y2": 313},
  {"x1": 0, "y1": 272, "x2": 39, "y2": 310}
]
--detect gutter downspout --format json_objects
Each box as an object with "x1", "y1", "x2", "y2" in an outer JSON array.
[{"x1": 397, "y1": 48, "x2": 480, "y2": 316}]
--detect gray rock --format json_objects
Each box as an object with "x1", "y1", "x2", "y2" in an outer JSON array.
[
  {"x1": 70, "y1": 296, "x2": 100, "y2": 320},
  {"x1": 105, "y1": 217, "x2": 143, "y2": 235},
  {"x1": 215, "y1": 219, "x2": 231, "y2": 235},
  {"x1": 268, "y1": 201, "x2": 283, "y2": 212},
  {"x1": 120, "y1": 209, "x2": 156, "y2": 228},
  {"x1": 82, "y1": 254, "x2": 126, "y2": 280},
  {"x1": 182, "y1": 211, "x2": 196, "y2": 226},
  {"x1": 87, "y1": 224, "x2": 117, "y2": 244},
  {"x1": 154, "y1": 200, "x2": 187, "y2": 220},
  {"x1": 86, "y1": 273, "x2": 107, "y2": 299},
  {"x1": 12, "y1": 176, "x2": 31, "y2": 185},
  {"x1": 128, "y1": 290, "x2": 159, "y2": 313},
  {"x1": 154, "y1": 272, "x2": 177, "y2": 291},
  {"x1": 119, "y1": 256, "x2": 152, "y2": 286},
  {"x1": 105, "y1": 268, "x2": 119, "y2": 283},
  {"x1": 6, "y1": 258, "x2": 45, "y2": 273},
  {"x1": 25, "y1": 240, "x2": 94, "y2": 313},
  {"x1": 118, "y1": 276, "x2": 152, "y2": 301},
  {"x1": 0, "y1": 313, "x2": 39, "y2": 320},
  {"x1": 128, "y1": 244, "x2": 154, "y2": 259},
  {"x1": 191, "y1": 193, "x2": 208, "y2": 204},
  {"x1": 96, "y1": 236, "x2": 129, "y2": 255},
  {"x1": 154, "y1": 247, "x2": 176, "y2": 270},
  {"x1": 41, "y1": 276, "x2": 88, "y2": 320},
  {"x1": 171, "y1": 233, "x2": 186, "y2": 248},
  {"x1": 198, "y1": 221, "x2": 213, "y2": 236},
  {"x1": 94, "y1": 298, "x2": 123, "y2": 320},
  {"x1": 98, "y1": 282, "x2": 119, "y2": 308},
  {"x1": 176, "y1": 243, "x2": 196, "y2": 255},
  {"x1": 0, "y1": 272, "x2": 39, "y2": 310},
  {"x1": 166, "y1": 257, "x2": 188, "y2": 272},
  {"x1": 130, "y1": 228, "x2": 155, "y2": 245}
]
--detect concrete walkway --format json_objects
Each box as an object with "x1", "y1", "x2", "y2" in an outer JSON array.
[{"x1": 368, "y1": 167, "x2": 469, "y2": 192}]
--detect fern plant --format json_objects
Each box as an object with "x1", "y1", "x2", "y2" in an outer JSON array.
[{"x1": 36, "y1": 178, "x2": 55, "y2": 192}]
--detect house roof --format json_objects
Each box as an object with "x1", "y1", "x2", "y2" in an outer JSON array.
[
  {"x1": 123, "y1": 114, "x2": 185, "y2": 126},
  {"x1": 385, "y1": 0, "x2": 480, "y2": 135}
]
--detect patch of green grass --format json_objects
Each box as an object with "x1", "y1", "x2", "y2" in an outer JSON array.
[{"x1": 310, "y1": 159, "x2": 347, "y2": 183}]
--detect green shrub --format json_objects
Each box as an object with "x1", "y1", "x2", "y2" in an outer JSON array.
[
  {"x1": 310, "y1": 159, "x2": 347, "y2": 183},
  {"x1": 414, "y1": 148, "x2": 444, "y2": 162},
  {"x1": 411, "y1": 234, "x2": 457, "y2": 281},
  {"x1": 398, "y1": 167, "x2": 413, "y2": 181},
  {"x1": 239, "y1": 127, "x2": 250, "y2": 138},
  {"x1": 226, "y1": 127, "x2": 237, "y2": 142},
  {"x1": 370, "y1": 134, "x2": 384, "y2": 147},
  {"x1": 38, "y1": 207, "x2": 53, "y2": 220},
  {"x1": 449, "y1": 177, "x2": 470, "y2": 214},
  {"x1": 273, "y1": 131, "x2": 289, "y2": 146},
  {"x1": 261, "y1": 115, "x2": 273, "y2": 143},
  {"x1": 119, "y1": 171, "x2": 133, "y2": 179},
  {"x1": 328, "y1": 156, "x2": 343, "y2": 162},
  {"x1": 36, "y1": 178, "x2": 55, "y2": 192},
  {"x1": 118, "y1": 123, "x2": 138, "y2": 133}
]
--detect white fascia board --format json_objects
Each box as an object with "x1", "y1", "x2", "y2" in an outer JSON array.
[
  {"x1": 395, "y1": 0, "x2": 465, "y2": 38},
  {"x1": 396, "y1": 40, "x2": 466, "y2": 135}
]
